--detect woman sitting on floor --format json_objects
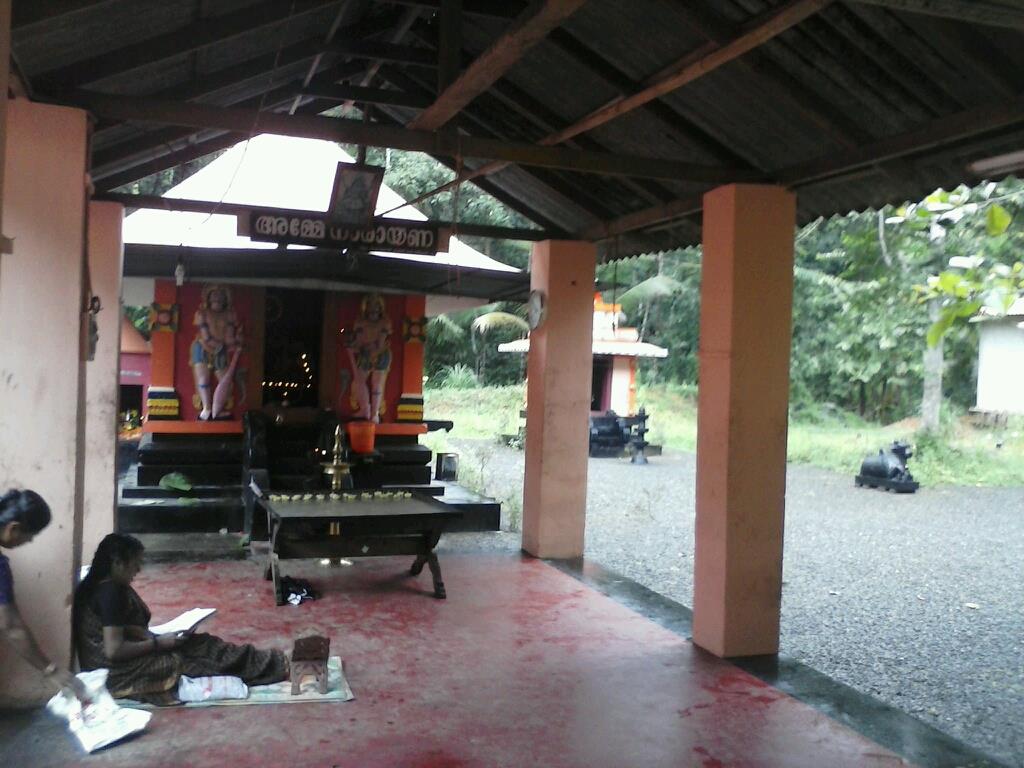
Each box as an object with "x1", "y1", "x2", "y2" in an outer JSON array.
[{"x1": 74, "y1": 533, "x2": 288, "y2": 705}]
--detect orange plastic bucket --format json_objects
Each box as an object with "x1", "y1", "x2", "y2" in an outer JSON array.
[{"x1": 347, "y1": 421, "x2": 376, "y2": 454}]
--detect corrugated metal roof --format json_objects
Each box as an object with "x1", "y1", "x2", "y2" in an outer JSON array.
[{"x1": 13, "y1": 0, "x2": 1024, "y2": 261}]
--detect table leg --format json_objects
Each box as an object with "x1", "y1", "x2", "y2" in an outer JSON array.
[
  {"x1": 271, "y1": 553, "x2": 284, "y2": 606},
  {"x1": 426, "y1": 552, "x2": 446, "y2": 599},
  {"x1": 409, "y1": 554, "x2": 427, "y2": 576}
]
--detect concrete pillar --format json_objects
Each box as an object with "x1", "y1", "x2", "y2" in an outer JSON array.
[
  {"x1": 692, "y1": 184, "x2": 796, "y2": 658},
  {"x1": 82, "y1": 201, "x2": 125, "y2": 561},
  {"x1": 522, "y1": 240, "x2": 595, "y2": 558},
  {"x1": 0, "y1": 100, "x2": 90, "y2": 704}
]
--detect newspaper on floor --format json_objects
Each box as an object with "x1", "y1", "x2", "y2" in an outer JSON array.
[
  {"x1": 47, "y1": 669, "x2": 151, "y2": 753},
  {"x1": 150, "y1": 607, "x2": 216, "y2": 635}
]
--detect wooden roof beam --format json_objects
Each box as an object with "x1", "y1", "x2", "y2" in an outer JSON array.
[
  {"x1": 541, "y1": 0, "x2": 834, "y2": 146},
  {"x1": 96, "y1": 133, "x2": 248, "y2": 192},
  {"x1": 59, "y1": 93, "x2": 760, "y2": 183},
  {"x1": 776, "y1": 98, "x2": 1024, "y2": 187},
  {"x1": 90, "y1": 61, "x2": 366, "y2": 174},
  {"x1": 377, "y1": 66, "x2": 614, "y2": 222},
  {"x1": 301, "y1": 83, "x2": 432, "y2": 108},
  {"x1": 545, "y1": 29, "x2": 756, "y2": 169},
  {"x1": 376, "y1": 0, "x2": 519, "y2": 20},
  {"x1": 96, "y1": 192, "x2": 553, "y2": 241},
  {"x1": 31, "y1": 0, "x2": 342, "y2": 93},
  {"x1": 332, "y1": 38, "x2": 437, "y2": 67},
  {"x1": 585, "y1": 95, "x2": 1024, "y2": 240},
  {"x1": 287, "y1": 0, "x2": 353, "y2": 115},
  {"x1": 382, "y1": 1, "x2": 830, "y2": 219},
  {"x1": 849, "y1": 0, "x2": 1024, "y2": 29},
  {"x1": 335, "y1": 7, "x2": 423, "y2": 116},
  {"x1": 408, "y1": 0, "x2": 589, "y2": 131}
]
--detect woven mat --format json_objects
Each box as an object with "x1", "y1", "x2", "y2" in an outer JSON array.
[{"x1": 123, "y1": 656, "x2": 353, "y2": 708}]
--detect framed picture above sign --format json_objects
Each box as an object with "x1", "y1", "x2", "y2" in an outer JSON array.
[
  {"x1": 238, "y1": 209, "x2": 446, "y2": 256},
  {"x1": 327, "y1": 163, "x2": 385, "y2": 228}
]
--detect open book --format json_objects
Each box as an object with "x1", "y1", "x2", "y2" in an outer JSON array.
[{"x1": 150, "y1": 608, "x2": 216, "y2": 636}]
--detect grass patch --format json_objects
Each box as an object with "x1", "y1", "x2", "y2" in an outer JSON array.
[{"x1": 424, "y1": 384, "x2": 1024, "y2": 488}]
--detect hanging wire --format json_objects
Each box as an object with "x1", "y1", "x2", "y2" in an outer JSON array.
[
  {"x1": 449, "y1": 154, "x2": 464, "y2": 293},
  {"x1": 612, "y1": 259, "x2": 619, "y2": 331},
  {"x1": 175, "y1": 0, "x2": 299, "y2": 248}
]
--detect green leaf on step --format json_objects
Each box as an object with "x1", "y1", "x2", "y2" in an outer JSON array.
[{"x1": 159, "y1": 472, "x2": 193, "y2": 492}]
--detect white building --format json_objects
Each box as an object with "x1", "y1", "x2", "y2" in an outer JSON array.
[{"x1": 974, "y1": 298, "x2": 1024, "y2": 415}]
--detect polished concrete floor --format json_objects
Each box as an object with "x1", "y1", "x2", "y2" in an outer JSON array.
[{"x1": 0, "y1": 552, "x2": 979, "y2": 767}]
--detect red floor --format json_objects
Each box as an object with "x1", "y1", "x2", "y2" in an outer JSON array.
[{"x1": 22, "y1": 554, "x2": 916, "y2": 767}]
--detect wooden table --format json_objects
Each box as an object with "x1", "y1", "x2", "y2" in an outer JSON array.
[{"x1": 260, "y1": 494, "x2": 461, "y2": 605}]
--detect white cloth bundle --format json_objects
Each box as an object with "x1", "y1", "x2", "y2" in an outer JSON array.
[{"x1": 177, "y1": 675, "x2": 249, "y2": 702}]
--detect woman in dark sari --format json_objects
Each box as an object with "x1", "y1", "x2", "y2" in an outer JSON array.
[{"x1": 74, "y1": 533, "x2": 288, "y2": 705}]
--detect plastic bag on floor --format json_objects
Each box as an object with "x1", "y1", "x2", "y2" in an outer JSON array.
[
  {"x1": 281, "y1": 576, "x2": 320, "y2": 605},
  {"x1": 46, "y1": 669, "x2": 151, "y2": 753},
  {"x1": 178, "y1": 675, "x2": 249, "y2": 702}
]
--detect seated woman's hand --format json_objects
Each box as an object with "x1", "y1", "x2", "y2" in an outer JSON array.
[
  {"x1": 48, "y1": 667, "x2": 92, "y2": 704},
  {"x1": 154, "y1": 632, "x2": 187, "y2": 651}
]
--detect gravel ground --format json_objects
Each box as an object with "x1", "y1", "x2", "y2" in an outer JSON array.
[{"x1": 441, "y1": 439, "x2": 1024, "y2": 767}]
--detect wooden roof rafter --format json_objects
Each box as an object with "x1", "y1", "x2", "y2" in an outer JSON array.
[
  {"x1": 333, "y1": 6, "x2": 424, "y2": 115},
  {"x1": 286, "y1": 0, "x2": 359, "y2": 115},
  {"x1": 409, "y1": 0, "x2": 589, "y2": 131},
  {"x1": 96, "y1": 192, "x2": 555, "y2": 241},
  {"x1": 376, "y1": 0, "x2": 831, "y2": 223},
  {"x1": 61, "y1": 92, "x2": 760, "y2": 183},
  {"x1": 378, "y1": 63, "x2": 662, "y2": 218},
  {"x1": 373, "y1": 68, "x2": 615, "y2": 224},
  {"x1": 89, "y1": 60, "x2": 369, "y2": 181},
  {"x1": 587, "y1": 93, "x2": 1024, "y2": 242},
  {"x1": 15, "y1": 0, "x2": 1024, "y2": 258},
  {"x1": 404, "y1": 24, "x2": 680, "y2": 206}
]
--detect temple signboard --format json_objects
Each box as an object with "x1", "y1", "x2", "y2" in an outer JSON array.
[{"x1": 239, "y1": 209, "x2": 444, "y2": 255}]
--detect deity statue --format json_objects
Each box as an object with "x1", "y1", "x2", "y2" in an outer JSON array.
[
  {"x1": 190, "y1": 284, "x2": 244, "y2": 420},
  {"x1": 344, "y1": 293, "x2": 392, "y2": 422}
]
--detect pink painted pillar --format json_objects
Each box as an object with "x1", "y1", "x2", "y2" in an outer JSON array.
[
  {"x1": 83, "y1": 201, "x2": 125, "y2": 561},
  {"x1": 0, "y1": 1, "x2": 12, "y2": 258},
  {"x1": 522, "y1": 240, "x2": 595, "y2": 558},
  {"x1": 692, "y1": 184, "x2": 796, "y2": 658},
  {"x1": 0, "y1": 100, "x2": 90, "y2": 704}
]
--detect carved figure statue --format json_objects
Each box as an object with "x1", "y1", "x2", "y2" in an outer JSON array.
[
  {"x1": 190, "y1": 284, "x2": 243, "y2": 420},
  {"x1": 345, "y1": 293, "x2": 391, "y2": 422}
]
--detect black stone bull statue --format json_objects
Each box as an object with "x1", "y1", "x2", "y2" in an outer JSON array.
[{"x1": 855, "y1": 440, "x2": 919, "y2": 493}]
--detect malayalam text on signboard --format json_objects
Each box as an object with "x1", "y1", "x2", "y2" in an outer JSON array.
[{"x1": 242, "y1": 210, "x2": 443, "y2": 255}]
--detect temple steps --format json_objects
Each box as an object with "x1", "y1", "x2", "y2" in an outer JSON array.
[
  {"x1": 118, "y1": 497, "x2": 244, "y2": 534},
  {"x1": 121, "y1": 485, "x2": 243, "y2": 499},
  {"x1": 137, "y1": 463, "x2": 242, "y2": 486},
  {"x1": 120, "y1": 432, "x2": 246, "y2": 535},
  {"x1": 133, "y1": 532, "x2": 248, "y2": 563},
  {"x1": 430, "y1": 482, "x2": 502, "y2": 532}
]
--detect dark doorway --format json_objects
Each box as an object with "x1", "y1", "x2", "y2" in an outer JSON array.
[
  {"x1": 118, "y1": 384, "x2": 143, "y2": 428},
  {"x1": 263, "y1": 288, "x2": 324, "y2": 408},
  {"x1": 591, "y1": 356, "x2": 611, "y2": 412}
]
